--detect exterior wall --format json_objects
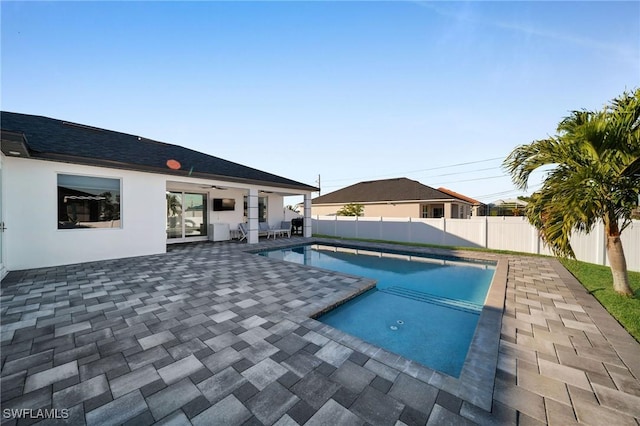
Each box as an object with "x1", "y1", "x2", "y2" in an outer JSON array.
[
  {"x1": 363, "y1": 203, "x2": 418, "y2": 217},
  {"x1": 0, "y1": 153, "x2": 6, "y2": 279},
  {"x1": 266, "y1": 194, "x2": 285, "y2": 226},
  {"x1": 207, "y1": 189, "x2": 246, "y2": 231},
  {"x1": 311, "y1": 203, "x2": 420, "y2": 217},
  {"x1": 4, "y1": 157, "x2": 167, "y2": 270},
  {"x1": 311, "y1": 204, "x2": 343, "y2": 216},
  {"x1": 4, "y1": 157, "x2": 309, "y2": 270},
  {"x1": 311, "y1": 202, "x2": 470, "y2": 218}
]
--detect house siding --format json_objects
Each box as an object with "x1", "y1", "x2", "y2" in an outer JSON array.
[
  {"x1": 4, "y1": 156, "x2": 167, "y2": 270},
  {"x1": 312, "y1": 202, "x2": 470, "y2": 219},
  {"x1": 363, "y1": 203, "x2": 419, "y2": 217},
  {"x1": 4, "y1": 155, "x2": 299, "y2": 270}
]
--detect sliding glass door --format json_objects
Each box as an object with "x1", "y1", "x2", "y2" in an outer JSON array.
[{"x1": 166, "y1": 191, "x2": 208, "y2": 241}]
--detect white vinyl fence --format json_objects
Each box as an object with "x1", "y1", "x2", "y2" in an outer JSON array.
[{"x1": 312, "y1": 216, "x2": 640, "y2": 272}]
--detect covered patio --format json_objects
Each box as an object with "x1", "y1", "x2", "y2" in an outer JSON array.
[{"x1": 1, "y1": 238, "x2": 638, "y2": 425}]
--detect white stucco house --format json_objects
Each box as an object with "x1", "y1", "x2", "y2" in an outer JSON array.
[{"x1": 0, "y1": 112, "x2": 317, "y2": 277}]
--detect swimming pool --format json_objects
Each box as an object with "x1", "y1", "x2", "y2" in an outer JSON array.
[{"x1": 258, "y1": 244, "x2": 496, "y2": 377}]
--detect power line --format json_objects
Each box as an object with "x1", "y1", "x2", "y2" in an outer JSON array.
[
  {"x1": 470, "y1": 183, "x2": 542, "y2": 201},
  {"x1": 321, "y1": 156, "x2": 505, "y2": 183},
  {"x1": 431, "y1": 175, "x2": 506, "y2": 185},
  {"x1": 422, "y1": 166, "x2": 499, "y2": 179}
]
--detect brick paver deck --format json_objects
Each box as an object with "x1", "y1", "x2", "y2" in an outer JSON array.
[{"x1": 1, "y1": 238, "x2": 638, "y2": 425}]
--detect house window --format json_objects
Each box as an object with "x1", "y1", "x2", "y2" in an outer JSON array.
[
  {"x1": 421, "y1": 204, "x2": 429, "y2": 218},
  {"x1": 433, "y1": 207, "x2": 444, "y2": 218},
  {"x1": 58, "y1": 174, "x2": 121, "y2": 229},
  {"x1": 243, "y1": 196, "x2": 268, "y2": 222}
]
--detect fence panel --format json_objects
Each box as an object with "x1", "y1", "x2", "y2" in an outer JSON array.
[
  {"x1": 311, "y1": 216, "x2": 640, "y2": 272},
  {"x1": 410, "y1": 219, "x2": 445, "y2": 244},
  {"x1": 444, "y1": 218, "x2": 485, "y2": 248},
  {"x1": 335, "y1": 216, "x2": 358, "y2": 239},
  {"x1": 618, "y1": 222, "x2": 640, "y2": 272},
  {"x1": 380, "y1": 217, "x2": 412, "y2": 243},
  {"x1": 486, "y1": 217, "x2": 537, "y2": 254},
  {"x1": 357, "y1": 217, "x2": 383, "y2": 241}
]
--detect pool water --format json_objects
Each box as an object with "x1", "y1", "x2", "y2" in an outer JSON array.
[{"x1": 258, "y1": 244, "x2": 495, "y2": 377}]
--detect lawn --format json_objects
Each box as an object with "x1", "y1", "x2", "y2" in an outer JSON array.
[{"x1": 559, "y1": 258, "x2": 640, "y2": 342}]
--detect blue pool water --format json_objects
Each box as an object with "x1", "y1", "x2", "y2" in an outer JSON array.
[{"x1": 258, "y1": 244, "x2": 495, "y2": 377}]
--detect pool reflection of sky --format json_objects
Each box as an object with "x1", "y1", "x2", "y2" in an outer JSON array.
[{"x1": 259, "y1": 244, "x2": 495, "y2": 377}]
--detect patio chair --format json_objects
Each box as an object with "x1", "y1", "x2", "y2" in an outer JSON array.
[
  {"x1": 274, "y1": 221, "x2": 291, "y2": 238},
  {"x1": 238, "y1": 223, "x2": 249, "y2": 242},
  {"x1": 259, "y1": 222, "x2": 276, "y2": 239},
  {"x1": 238, "y1": 222, "x2": 279, "y2": 241}
]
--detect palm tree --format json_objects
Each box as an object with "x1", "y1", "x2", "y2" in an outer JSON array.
[
  {"x1": 504, "y1": 89, "x2": 640, "y2": 296},
  {"x1": 166, "y1": 193, "x2": 181, "y2": 217}
]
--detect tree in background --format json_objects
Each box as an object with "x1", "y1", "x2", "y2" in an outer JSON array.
[
  {"x1": 504, "y1": 89, "x2": 640, "y2": 296},
  {"x1": 336, "y1": 203, "x2": 364, "y2": 217},
  {"x1": 285, "y1": 205, "x2": 300, "y2": 214}
]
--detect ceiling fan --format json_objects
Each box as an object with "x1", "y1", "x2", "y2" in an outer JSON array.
[{"x1": 201, "y1": 185, "x2": 227, "y2": 190}]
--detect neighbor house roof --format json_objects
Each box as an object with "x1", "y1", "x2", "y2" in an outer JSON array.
[
  {"x1": 312, "y1": 177, "x2": 467, "y2": 204},
  {"x1": 0, "y1": 111, "x2": 317, "y2": 191},
  {"x1": 437, "y1": 187, "x2": 484, "y2": 206},
  {"x1": 493, "y1": 198, "x2": 528, "y2": 207}
]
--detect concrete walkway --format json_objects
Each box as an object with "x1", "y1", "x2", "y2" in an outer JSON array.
[{"x1": 1, "y1": 238, "x2": 638, "y2": 425}]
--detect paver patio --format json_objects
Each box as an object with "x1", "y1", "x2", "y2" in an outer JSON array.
[{"x1": 1, "y1": 237, "x2": 639, "y2": 425}]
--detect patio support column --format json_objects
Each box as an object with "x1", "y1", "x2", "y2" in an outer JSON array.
[
  {"x1": 303, "y1": 193, "x2": 312, "y2": 238},
  {"x1": 444, "y1": 202, "x2": 452, "y2": 219},
  {"x1": 248, "y1": 188, "x2": 259, "y2": 244}
]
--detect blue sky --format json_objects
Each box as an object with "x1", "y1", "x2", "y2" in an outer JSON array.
[{"x1": 2, "y1": 1, "x2": 638, "y2": 204}]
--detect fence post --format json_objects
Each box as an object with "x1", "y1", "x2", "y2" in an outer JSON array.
[
  {"x1": 597, "y1": 221, "x2": 607, "y2": 266},
  {"x1": 355, "y1": 215, "x2": 358, "y2": 239},
  {"x1": 441, "y1": 217, "x2": 447, "y2": 245},
  {"x1": 531, "y1": 221, "x2": 540, "y2": 254},
  {"x1": 380, "y1": 217, "x2": 383, "y2": 240},
  {"x1": 408, "y1": 217, "x2": 412, "y2": 243},
  {"x1": 482, "y1": 216, "x2": 488, "y2": 248},
  {"x1": 334, "y1": 215, "x2": 337, "y2": 237}
]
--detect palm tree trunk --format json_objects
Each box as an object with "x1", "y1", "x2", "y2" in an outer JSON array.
[{"x1": 606, "y1": 231, "x2": 633, "y2": 296}]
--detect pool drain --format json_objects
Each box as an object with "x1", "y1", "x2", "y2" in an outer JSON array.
[
  {"x1": 390, "y1": 325, "x2": 398, "y2": 331},
  {"x1": 397, "y1": 320, "x2": 404, "y2": 325}
]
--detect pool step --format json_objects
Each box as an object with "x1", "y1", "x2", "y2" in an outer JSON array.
[{"x1": 381, "y1": 287, "x2": 483, "y2": 314}]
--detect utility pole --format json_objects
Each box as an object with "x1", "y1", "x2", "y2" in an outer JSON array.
[{"x1": 316, "y1": 174, "x2": 321, "y2": 196}]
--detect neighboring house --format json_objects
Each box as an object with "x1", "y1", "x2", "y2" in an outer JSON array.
[
  {"x1": 488, "y1": 198, "x2": 528, "y2": 216},
  {"x1": 437, "y1": 187, "x2": 487, "y2": 216},
  {"x1": 0, "y1": 112, "x2": 317, "y2": 275},
  {"x1": 311, "y1": 177, "x2": 473, "y2": 219}
]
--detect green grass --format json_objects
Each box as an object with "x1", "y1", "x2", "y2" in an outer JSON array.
[
  {"x1": 313, "y1": 234, "x2": 640, "y2": 341},
  {"x1": 559, "y1": 259, "x2": 640, "y2": 342}
]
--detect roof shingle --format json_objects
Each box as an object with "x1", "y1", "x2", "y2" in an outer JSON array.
[
  {"x1": 312, "y1": 178, "x2": 458, "y2": 204},
  {"x1": 1, "y1": 111, "x2": 316, "y2": 191}
]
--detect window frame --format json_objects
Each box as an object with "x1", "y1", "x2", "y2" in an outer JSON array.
[{"x1": 57, "y1": 173, "x2": 123, "y2": 230}]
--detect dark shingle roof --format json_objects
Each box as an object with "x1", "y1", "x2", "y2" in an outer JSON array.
[
  {"x1": 0, "y1": 111, "x2": 317, "y2": 191},
  {"x1": 312, "y1": 177, "x2": 459, "y2": 204}
]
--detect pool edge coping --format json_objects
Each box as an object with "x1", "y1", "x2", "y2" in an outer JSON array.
[{"x1": 245, "y1": 237, "x2": 506, "y2": 412}]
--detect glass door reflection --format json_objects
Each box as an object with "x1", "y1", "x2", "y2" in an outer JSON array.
[
  {"x1": 183, "y1": 193, "x2": 207, "y2": 238},
  {"x1": 166, "y1": 192, "x2": 183, "y2": 239},
  {"x1": 166, "y1": 191, "x2": 208, "y2": 241}
]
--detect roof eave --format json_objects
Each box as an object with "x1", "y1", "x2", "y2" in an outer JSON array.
[
  {"x1": 312, "y1": 198, "x2": 472, "y2": 205},
  {"x1": 29, "y1": 152, "x2": 318, "y2": 192},
  {"x1": 0, "y1": 130, "x2": 31, "y2": 158}
]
